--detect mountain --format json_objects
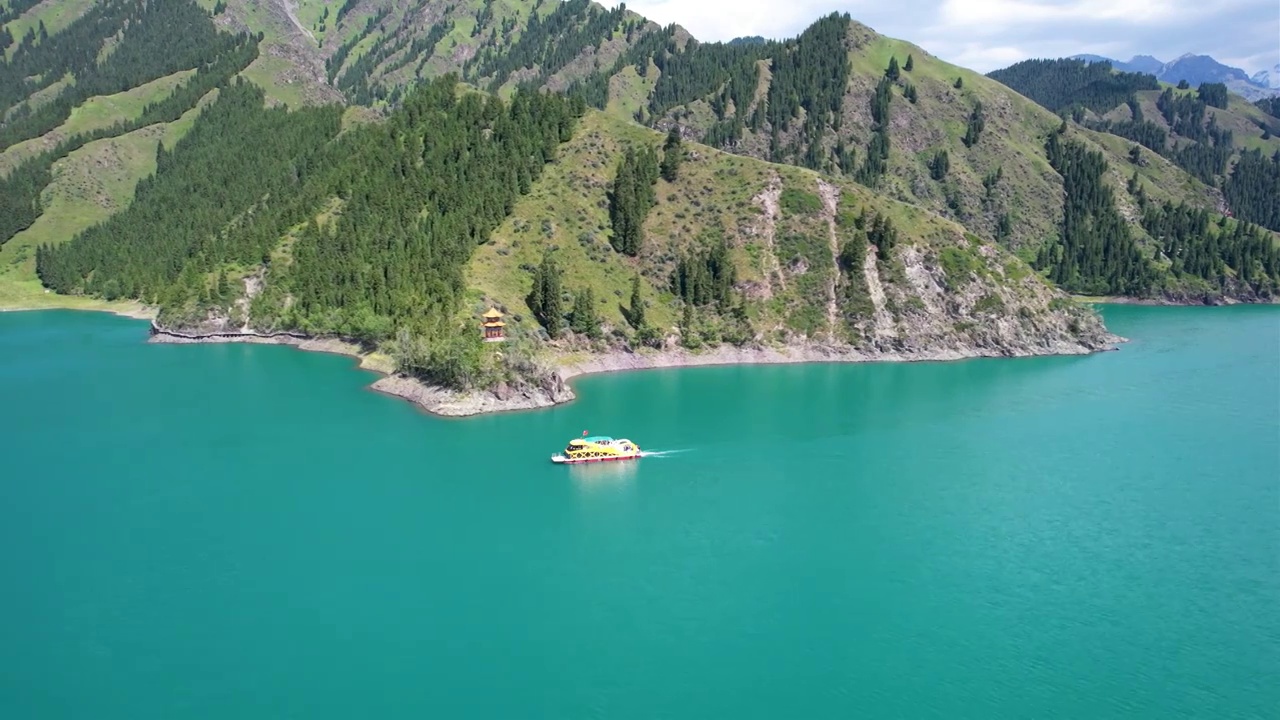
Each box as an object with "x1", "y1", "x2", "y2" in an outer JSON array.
[
  {"x1": 1070, "y1": 52, "x2": 1280, "y2": 101},
  {"x1": 988, "y1": 58, "x2": 1280, "y2": 183},
  {"x1": 2, "y1": 0, "x2": 1278, "y2": 409},
  {"x1": 988, "y1": 58, "x2": 1280, "y2": 230},
  {"x1": 1123, "y1": 55, "x2": 1165, "y2": 76},
  {"x1": 1252, "y1": 64, "x2": 1280, "y2": 90}
]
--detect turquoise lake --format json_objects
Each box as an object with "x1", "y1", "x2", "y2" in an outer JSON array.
[{"x1": 1, "y1": 305, "x2": 1277, "y2": 718}]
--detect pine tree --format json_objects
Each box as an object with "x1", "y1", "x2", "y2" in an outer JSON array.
[
  {"x1": 569, "y1": 286, "x2": 600, "y2": 338},
  {"x1": 528, "y1": 250, "x2": 564, "y2": 337},
  {"x1": 215, "y1": 268, "x2": 230, "y2": 301},
  {"x1": 962, "y1": 102, "x2": 986, "y2": 147},
  {"x1": 904, "y1": 83, "x2": 918, "y2": 104},
  {"x1": 885, "y1": 56, "x2": 900, "y2": 81},
  {"x1": 679, "y1": 301, "x2": 700, "y2": 349},
  {"x1": 929, "y1": 150, "x2": 950, "y2": 181},
  {"x1": 904, "y1": 54, "x2": 914, "y2": 72},
  {"x1": 954, "y1": 77, "x2": 964, "y2": 89},
  {"x1": 660, "y1": 126, "x2": 683, "y2": 181},
  {"x1": 608, "y1": 146, "x2": 658, "y2": 256},
  {"x1": 1129, "y1": 144, "x2": 1142, "y2": 164},
  {"x1": 626, "y1": 273, "x2": 646, "y2": 329}
]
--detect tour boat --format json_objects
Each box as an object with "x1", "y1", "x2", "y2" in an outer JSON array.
[{"x1": 551, "y1": 432, "x2": 642, "y2": 464}]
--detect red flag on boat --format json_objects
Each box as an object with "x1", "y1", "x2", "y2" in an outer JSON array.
[{"x1": 583, "y1": 430, "x2": 588, "y2": 436}]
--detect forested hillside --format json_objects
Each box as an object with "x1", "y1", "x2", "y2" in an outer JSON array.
[
  {"x1": 204, "y1": 1, "x2": 1262, "y2": 286},
  {"x1": 0, "y1": 0, "x2": 259, "y2": 248},
  {"x1": 12, "y1": 66, "x2": 1111, "y2": 393},
  {"x1": 35, "y1": 74, "x2": 581, "y2": 385},
  {"x1": 237, "y1": 0, "x2": 675, "y2": 108},
  {"x1": 2, "y1": 0, "x2": 1278, "y2": 398},
  {"x1": 988, "y1": 58, "x2": 1280, "y2": 235}
]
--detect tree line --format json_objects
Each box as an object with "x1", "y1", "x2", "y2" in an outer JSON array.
[
  {"x1": 567, "y1": 13, "x2": 852, "y2": 172},
  {"x1": 1036, "y1": 132, "x2": 1155, "y2": 295},
  {"x1": 985, "y1": 59, "x2": 1245, "y2": 187},
  {"x1": 1222, "y1": 150, "x2": 1280, "y2": 232},
  {"x1": 1139, "y1": 200, "x2": 1280, "y2": 295},
  {"x1": 607, "y1": 144, "x2": 660, "y2": 256},
  {"x1": 0, "y1": 16, "x2": 259, "y2": 247},
  {"x1": 464, "y1": 0, "x2": 627, "y2": 93},
  {"x1": 37, "y1": 75, "x2": 584, "y2": 389},
  {"x1": 986, "y1": 59, "x2": 1160, "y2": 115},
  {"x1": 0, "y1": 0, "x2": 251, "y2": 151}
]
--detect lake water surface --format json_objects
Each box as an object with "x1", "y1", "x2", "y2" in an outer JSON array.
[{"x1": 1, "y1": 306, "x2": 1277, "y2": 718}]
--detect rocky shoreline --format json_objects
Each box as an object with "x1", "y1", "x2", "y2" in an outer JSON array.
[
  {"x1": 387, "y1": 336, "x2": 1128, "y2": 417},
  {"x1": 149, "y1": 322, "x2": 1124, "y2": 417},
  {"x1": 1073, "y1": 293, "x2": 1280, "y2": 306},
  {"x1": 147, "y1": 323, "x2": 393, "y2": 373}
]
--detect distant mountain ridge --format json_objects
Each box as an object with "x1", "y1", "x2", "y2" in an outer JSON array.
[
  {"x1": 1252, "y1": 64, "x2": 1280, "y2": 90},
  {"x1": 1070, "y1": 53, "x2": 1280, "y2": 100}
]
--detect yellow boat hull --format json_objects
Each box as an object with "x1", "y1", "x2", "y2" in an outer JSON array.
[{"x1": 551, "y1": 436, "x2": 641, "y2": 464}]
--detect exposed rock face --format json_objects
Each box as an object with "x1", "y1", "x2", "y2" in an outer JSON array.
[
  {"x1": 874, "y1": 242, "x2": 1117, "y2": 355},
  {"x1": 371, "y1": 372, "x2": 575, "y2": 417}
]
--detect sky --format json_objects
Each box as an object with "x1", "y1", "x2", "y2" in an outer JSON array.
[{"x1": 608, "y1": 0, "x2": 1280, "y2": 76}]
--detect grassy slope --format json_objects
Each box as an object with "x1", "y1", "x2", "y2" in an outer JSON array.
[
  {"x1": 0, "y1": 70, "x2": 194, "y2": 175},
  {"x1": 641, "y1": 23, "x2": 1219, "y2": 259},
  {"x1": 1214, "y1": 95, "x2": 1280, "y2": 155},
  {"x1": 0, "y1": 0, "x2": 335, "y2": 310},
  {"x1": 293, "y1": 0, "x2": 341, "y2": 44},
  {"x1": 0, "y1": 94, "x2": 214, "y2": 311},
  {"x1": 468, "y1": 110, "x2": 1047, "y2": 343},
  {"x1": 2, "y1": 0, "x2": 95, "y2": 60},
  {"x1": 847, "y1": 29, "x2": 1217, "y2": 251},
  {"x1": 604, "y1": 62, "x2": 657, "y2": 120},
  {"x1": 214, "y1": 0, "x2": 342, "y2": 108},
  {"x1": 1122, "y1": 90, "x2": 1280, "y2": 156},
  {"x1": 320, "y1": 0, "x2": 658, "y2": 104},
  {"x1": 241, "y1": 55, "x2": 317, "y2": 109},
  {"x1": 845, "y1": 30, "x2": 1064, "y2": 251}
]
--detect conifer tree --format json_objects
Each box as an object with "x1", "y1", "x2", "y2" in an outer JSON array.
[
  {"x1": 954, "y1": 77, "x2": 964, "y2": 89},
  {"x1": 569, "y1": 286, "x2": 600, "y2": 338},
  {"x1": 608, "y1": 146, "x2": 659, "y2": 255},
  {"x1": 679, "y1": 301, "x2": 699, "y2": 348},
  {"x1": 930, "y1": 150, "x2": 950, "y2": 181},
  {"x1": 626, "y1": 274, "x2": 646, "y2": 329},
  {"x1": 528, "y1": 250, "x2": 565, "y2": 337},
  {"x1": 904, "y1": 54, "x2": 914, "y2": 72},
  {"x1": 660, "y1": 126, "x2": 683, "y2": 181},
  {"x1": 962, "y1": 102, "x2": 986, "y2": 147},
  {"x1": 216, "y1": 269, "x2": 230, "y2": 301},
  {"x1": 885, "y1": 56, "x2": 900, "y2": 81}
]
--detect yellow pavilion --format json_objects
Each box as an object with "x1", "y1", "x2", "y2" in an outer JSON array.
[{"x1": 481, "y1": 307, "x2": 506, "y2": 341}]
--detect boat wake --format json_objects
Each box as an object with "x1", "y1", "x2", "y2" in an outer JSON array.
[{"x1": 637, "y1": 449, "x2": 689, "y2": 458}]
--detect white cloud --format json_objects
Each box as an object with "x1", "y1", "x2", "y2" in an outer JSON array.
[
  {"x1": 610, "y1": 1, "x2": 858, "y2": 41},
  {"x1": 606, "y1": 0, "x2": 1280, "y2": 75},
  {"x1": 935, "y1": 0, "x2": 1178, "y2": 30}
]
